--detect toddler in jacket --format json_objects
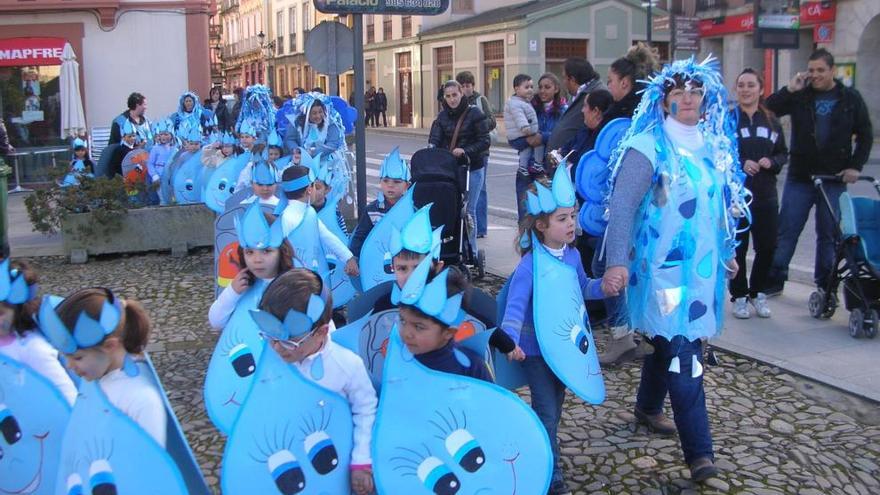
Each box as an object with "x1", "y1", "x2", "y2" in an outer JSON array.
[{"x1": 504, "y1": 74, "x2": 545, "y2": 176}]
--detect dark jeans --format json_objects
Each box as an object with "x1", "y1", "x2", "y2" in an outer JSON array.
[
  {"x1": 521, "y1": 355, "x2": 566, "y2": 485},
  {"x1": 731, "y1": 198, "x2": 778, "y2": 299},
  {"x1": 768, "y1": 179, "x2": 845, "y2": 288},
  {"x1": 591, "y1": 232, "x2": 628, "y2": 328},
  {"x1": 376, "y1": 110, "x2": 387, "y2": 127},
  {"x1": 515, "y1": 172, "x2": 532, "y2": 222},
  {"x1": 476, "y1": 155, "x2": 489, "y2": 236},
  {"x1": 636, "y1": 335, "x2": 713, "y2": 465}
]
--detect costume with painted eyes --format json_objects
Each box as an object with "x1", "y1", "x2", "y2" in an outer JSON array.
[
  {"x1": 605, "y1": 55, "x2": 749, "y2": 341},
  {"x1": 225, "y1": 290, "x2": 373, "y2": 494},
  {"x1": 373, "y1": 325, "x2": 552, "y2": 494},
  {"x1": 205, "y1": 149, "x2": 253, "y2": 213},
  {"x1": 172, "y1": 138, "x2": 206, "y2": 205},
  {"x1": 0, "y1": 354, "x2": 71, "y2": 495},
  {"x1": 206, "y1": 202, "x2": 285, "y2": 433},
  {"x1": 358, "y1": 186, "x2": 416, "y2": 291}
]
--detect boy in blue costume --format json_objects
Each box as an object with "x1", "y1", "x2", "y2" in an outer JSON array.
[
  {"x1": 241, "y1": 160, "x2": 280, "y2": 207},
  {"x1": 350, "y1": 147, "x2": 411, "y2": 258},
  {"x1": 147, "y1": 119, "x2": 175, "y2": 204}
]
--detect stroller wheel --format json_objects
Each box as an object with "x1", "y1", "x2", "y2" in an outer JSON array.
[
  {"x1": 849, "y1": 308, "x2": 866, "y2": 339},
  {"x1": 476, "y1": 249, "x2": 486, "y2": 280},
  {"x1": 866, "y1": 309, "x2": 879, "y2": 339}
]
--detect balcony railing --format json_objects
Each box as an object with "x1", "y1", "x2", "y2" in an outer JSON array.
[
  {"x1": 221, "y1": 38, "x2": 261, "y2": 59},
  {"x1": 220, "y1": 0, "x2": 238, "y2": 13},
  {"x1": 209, "y1": 24, "x2": 222, "y2": 39}
]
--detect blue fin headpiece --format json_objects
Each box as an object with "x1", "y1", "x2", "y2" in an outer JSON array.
[
  {"x1": 391, "y1": 257, "x2": 463, "y2": 327},
  {"x1": 221, "y1": 131, "x2": 236, "y2": 146},
  {"x1": 183, "y1": 125, "x2": 203, "y2": 144},
  {"x1": 252, "y1": 160, "x2": 278, "y2": 186},
  {"x1": 389, "y1": 204, "x2": 442, "y2": 259},
  {"x1": 72, "y1": 137, "x2": 87, "y2": 150},
  {"x1": 248, "y1": 278, "x2": 330, "y2": 339},
  {"x1": 152, "y1": 119, "x2": 171, "y2": 135},
  {"x1": 237, "y1": 119, "x2": 257, "y2": 137},
  {"x1": 379, "y1": 147, "x2": 411, "y2": 182},
  {"x1": 234, "y1": 201, "x2": 284, "y2": 249},
  {"x1": 526, "y1": 163, "x2": 576, "y2": 215},
  {"x1": 36, "y1": 291, "x2": 124, "y2": 354},
  {"x1": 0, "y1": 259, "x2": 38, "y2": 305},
  {"x1": 299, "y1": 147, "x2": 329, "y2": 183},
  {"x1": 267, "y1": 129, "x2": 282, "y2": 148}
]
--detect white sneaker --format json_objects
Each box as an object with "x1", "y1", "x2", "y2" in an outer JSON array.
[
  {"x1": 733, "y1": 297, "x2": 751, "y2": 319},
  {"x1": 752, "y1": 292, "x2": 771, "y2": 318}
]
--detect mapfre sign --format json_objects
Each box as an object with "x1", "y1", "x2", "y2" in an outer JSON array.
[{"x1": 0, "y1": 37, "x2": 66, "y2": 67}]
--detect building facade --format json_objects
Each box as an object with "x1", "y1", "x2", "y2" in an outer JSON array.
[
  {"x1": 219, "y1": 0, "x2": 266, "y2": 91},
  {"x1": 697, "y1": 0, "x2": 880, "y2": 137},
  {"x1": 0, "y1": 0, "x2": 212, "y2": 149}
]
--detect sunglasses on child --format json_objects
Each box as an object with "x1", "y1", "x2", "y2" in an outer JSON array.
[{"x1": 259, "y1": 330, "x2": 314, "y2": 350}]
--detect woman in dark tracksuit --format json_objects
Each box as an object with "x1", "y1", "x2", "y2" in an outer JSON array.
[{"x1": 731, "y1": 69, "x2": 788, "y2": 319}]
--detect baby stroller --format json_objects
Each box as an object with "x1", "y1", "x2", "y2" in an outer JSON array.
[
  {"x1": 808, "y1": 175, "x2": 880, "y2": 338},
  {"x1": 409, "y1": 147, "x2": 486, "y2": 278}
]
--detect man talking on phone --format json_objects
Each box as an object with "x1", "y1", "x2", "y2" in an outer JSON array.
[{"x1": 764, "y1": 48, "x2": 873, "y2": 297}]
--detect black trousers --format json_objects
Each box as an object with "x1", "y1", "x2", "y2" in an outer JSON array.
[
  {"x1": 376, "y1": 110, "x2": 387, "y2": 127},
  {"x1": 730, "y1": 198, "x2": 778, "y2": 299}
]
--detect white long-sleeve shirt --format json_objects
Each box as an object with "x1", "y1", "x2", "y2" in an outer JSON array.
[
  {"x1": 208, "y1": 284, "x2": 244, "y2": 330},
  {"x1": 292, "y1": 334, "x2": 377, "y2": 467},
  {"x1": 280, "y1": 199, "x2": 353, "y2": 263},
  {"x1": 0, "y1": 332, "x2": 77, "y2": 405},
  {"x1": 99, "y1": 362, "x2": 167, "y2": 448}
]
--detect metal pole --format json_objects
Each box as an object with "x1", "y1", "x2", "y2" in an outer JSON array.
[
  {"x1": 647, "y1": 1, "x2": 653, "y2": 44},
  {"x1": 353, "y1": 14, "x2": 367, "y2": 218},
  {"x1": 773, "y1": 48, "x2": 780, "y2": 92}
]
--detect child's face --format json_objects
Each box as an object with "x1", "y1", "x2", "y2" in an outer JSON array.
[
  {"x1": 240, "y1": 134, "x2": 256, "y2": 148},
  {"x1": 309, "y1": 181, "x2": 329, "y2": 208},
  {"x1": 399, "y1": 307, "x2": 455, "y2": 356},
  {"x1": 0, "y1": 304, "x2": 14, "y2": 336},
  {"x1": 65, "y1": 341, "x2": 118, "y2": 381},
  {"x1": 222, "y1": 144, "x2": 234, "y2": 156},
  {"x1": 293, "y1": 149, "x2": 302, "y2": 164},
  {"x1": 253, "y1": 183, "x2": 277, "y2": 200},
  {"x1": 185, "y1": 141, "x2": 201, "y2": 152},
  {"x1": 308, "y1": 106, "x2": 325, "y2": 124},
  {"x1": 268, "y1": 323, "x2": 328, "y2": 363},
  {"x1": 122, "y1": 134, "x2": 136, "y2": 146},
  {"x1": 268, "y1": 148, "x2": 282, "y2": 162},
  {"x1": 537, "y1": 206, "x2": 576, "y2": 248},
  {"x1": 379, "y1": 178, "x2": 408, "y2": 205},
  {"x1": 158, "y1": 132, "x2": 171, "y2": 144},
  {"x1": 515, "y1": 79, "x2": 534, "y2": 99},
  {"x1": 243, "y1": 247, "x2": 281, "y2": 279},
  {"x1": 392, "y1": 253, "x2": 425, "y2": 288},
  {"x1": 74, "y1": 148, "x2": 87, "y2": 158}
]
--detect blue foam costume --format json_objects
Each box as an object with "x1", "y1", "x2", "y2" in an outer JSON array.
[
  {"x1": 372, "y1": 324, "x2": 553, "y2": 494},
  {"x1": 172, "y1": 126, "x2": 206, "y2": 204},
  {"x1": 205, "y1": 202, "x2": 284, "y2": 434},
  {"x1": 205, "y1": 142, "x2": 253, "y2": 213},
  {"x1": 223, "y1": 291, "x2": 354, "y2": 494},
  {"x1": 606, "y1": 55, "x2": 750, "y2": 341},
  {"x1": 0, "y1": 354, "x2": 71, "y2": 495},
  {"x1": 358, "y1": 186, "x2": 416, "y2": 291}
]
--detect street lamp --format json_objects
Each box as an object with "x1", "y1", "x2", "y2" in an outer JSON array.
[
  {"x1": 641, "y1": 0, "x2": 658, "y2": 44},
  {"x1": 257, "y1": 30, "x2": 276, "y2": 92}
]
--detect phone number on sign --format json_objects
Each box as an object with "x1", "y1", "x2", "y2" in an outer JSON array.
[{"x1": 385, "y1": 0, "x2": 442, "y2": 7}]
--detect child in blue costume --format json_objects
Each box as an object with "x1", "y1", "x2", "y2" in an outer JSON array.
[
  {"x1": 602, "y1": 56, "x2": 749, "y2": 483},
  {"x1": 502, "y1": 167, "x2": 608, "y2": 495},
  {"x1": 38, "y1": 288, "x2": 167, "y2": 447},
  {"x1": 233, "y1": 121, "x2": 260, "y2": 191},
  {"x1": 395, "y1": 254, "x2": 493, "y2": 382},
  {"x1": 147, "y1": 120, "x2": 175, "y2": 204},
  {"x1": 60, "y1": 138, "x2": 95, "y2": 187},
  {"x1": 277, "y1": 165, "x2": 359, "y2": 277},
  {"x1": 208, "y1": 202, "x2": 293, "y2": 331},
  {"x1": 239, "y1": 160, "x2": 280, "y2": 207},
  {"x1": 284, "y1": 97, "x2": 343, "y2": 159},
  {"x1": 0, "y1": 260, "x2": 77, "y2": 405},
  {"x1": 254, "y1": 269, "x2": 377, "y2": 495},
  {"x1": 201, "y1": 130, "x2": 236, "y2": 168},
  {"x1": 350, "y1": 147, "x2": 411, "y2": 258}
]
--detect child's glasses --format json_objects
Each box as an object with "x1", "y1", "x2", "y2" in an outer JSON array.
[{"x1": 259, "y1": 330, "x2": 314, "y2": 350}]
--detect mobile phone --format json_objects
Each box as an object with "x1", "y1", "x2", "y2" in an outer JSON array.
[{"x1": 243, "y1": 268, "x2": 256, "y2": 286}]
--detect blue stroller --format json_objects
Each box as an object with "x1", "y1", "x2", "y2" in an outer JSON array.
[{"x1": 808, "y1": 175, "x2": 880, "y2": 338}]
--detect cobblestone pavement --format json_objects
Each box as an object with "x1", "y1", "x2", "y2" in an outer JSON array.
[{"x1": 26, "y1": 251, "x2": 880, "y2": 495}]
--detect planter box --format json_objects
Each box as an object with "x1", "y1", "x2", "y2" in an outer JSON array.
[{"x1": 62, "y1": 204, "x2": 215, "y2": 263}]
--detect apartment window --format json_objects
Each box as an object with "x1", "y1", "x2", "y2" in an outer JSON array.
[
  {"x1": 435, "y1": 47, "x2": 454, "y2": 108},
  {"x1": 545, "y1": 38, "x2": 588, "y2": 82},
  {"x1": 289, "y1": 7, "x2": 297, "y2": 52},
  {"x1": 451, "y1": 0, "x2": 474, "y2": 14},
  {"x1": 302, "y1": 1, "x2": 310, "y2": 34},
  {"x1": 402, "y1": 16, "x2": 412, "y2": 38},
  {"x1": 383, "y1": 16, "x2": 392, "y2": 41},
  {"x1": 276, "y1": 11, "x2": 284, "y2": 53},
  {"x1": 366, "y1": 15, "x2": 375, "y2": 44},
  {"x1": 482, "y1": 40, "x2": 504, "y2": 114},
  {"x1": 365, "y1": 59, "x2": 377, "y2": 88}
]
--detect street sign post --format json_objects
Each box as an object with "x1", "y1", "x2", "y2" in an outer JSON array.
[
  {"x1": 754, "y1": 0, "x2": 801, "y2": 49},
  {"x1": 314, "y1": 0, "x2": 449, "y2": 15},
  {"x1": 673, "y1": 16, "x2": 700, "y2": 53},
  {"x1": 304, "y1": 20, "x2": 355, "y2": 97}
]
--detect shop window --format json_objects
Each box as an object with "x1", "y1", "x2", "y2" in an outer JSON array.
[
  {"x1": 482, "y1": 40, "x2": 504, "y2": 113},
  {"x1": 0, "y1": 65, "x2": 63, "y2": 148}
]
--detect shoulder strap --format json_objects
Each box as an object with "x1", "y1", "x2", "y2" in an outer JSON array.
[{"x1": 449, "y1": 107, "x2": 470, "y2": 151}]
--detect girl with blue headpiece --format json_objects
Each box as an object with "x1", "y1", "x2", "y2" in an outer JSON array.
[
  {"x1": 60, "y1": 137, "x2": 95, "y2": 187},
  {"x1": 502, "y1": 166, "x2": 610, "y2": 495},
  {"x1": 37, "y1": 288, "x2": 167, "y2": 447},
  {"x1": 239, "y1": 160, "x2": 280, "y2": 207},
  {"x1": 349, "y1": 147, "x2": 411, "y2": 259},
  {"x1": 146, "y1": 119, "x2": 176, "y2": 204},
  {"x1": 201, "y1": 130, "x2": 238, "y2": 168},
  {"x1": 0, "y1": 260, "x2": 77, "y2": 404},
  {"x1": 601, "y1": 56, "x2": 749, "y2": 483},
  {"x1": 253, "y1": 269, "x2": 377, "y2": 495}
]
